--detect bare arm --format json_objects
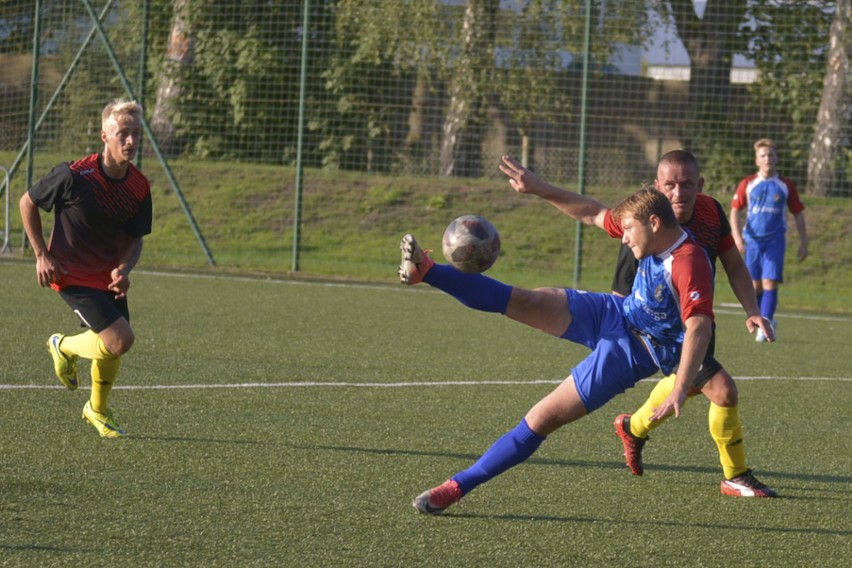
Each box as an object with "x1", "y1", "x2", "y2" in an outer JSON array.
[
  {"x1": 19, "y1": 192, "x2": 66, "y2": 287},
  {"x1": 650, "y1": 314, "x2": 713, "y2": 421},
  {"x1": 108, "y1": 237, "x2": 144, "y2": 300},
  {"x1": 499, "y1": 155, "x2": 610, "y2": 229},
  {"x1": 718, "y1": 246, "x2": 774, "y2": 340},
  {"x1": 729, "y1": 206, "x2": 745, "y2": 255},
  {"x1": 793, "y1": 211, "x2": 808, "y2": 261}
]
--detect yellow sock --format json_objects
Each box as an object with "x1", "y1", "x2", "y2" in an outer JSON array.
[
  {"x1": 91, "y1": 356, "x2": 121, "y2": 414},
  {"x1": 709, "y1": 402, "x2": 748, "y2": 479},
  {"x1": 629, "y1": 373, "x2": 678, "y2": 439},
  {"x1": 61, "y1": 330, "x2": 121, "y2": 413},
  {"x1": 60, "y1": 329, "x2": 104, "y2": 360},
  {"x1": 90, "y1": 337, "x2": 120, "y2": 414}
]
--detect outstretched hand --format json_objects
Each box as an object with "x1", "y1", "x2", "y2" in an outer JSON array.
[{"x1": 498, "y1": 155, "x2": 545, "y2": 195}]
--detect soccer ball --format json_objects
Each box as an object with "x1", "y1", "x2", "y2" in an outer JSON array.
[{"x1": 441, "y1": 215, "x2": 501, "y2": 273}]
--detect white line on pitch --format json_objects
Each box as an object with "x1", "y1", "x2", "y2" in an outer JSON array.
[{"x1": 2, "y1": 376, "x2": 850, "y2": 390}]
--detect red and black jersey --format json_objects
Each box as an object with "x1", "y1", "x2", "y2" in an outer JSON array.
[
  {"x1": 28, "y1": 153, "x2": 152, "y2": 292},
  {"x1": 610, "y1": 194, "x2": 734, "y2": 296}
]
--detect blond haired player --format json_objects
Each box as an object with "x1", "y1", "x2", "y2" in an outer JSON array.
[{"x1": 20, "y1": 98, "x2": 152, "y2": 438}]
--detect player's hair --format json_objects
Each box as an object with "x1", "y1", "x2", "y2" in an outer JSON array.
[
  {"x1": 753, "y1": 138, "x2": 776, "y2": 152},
  {"x1": 101, "y1": 98, "x2": 142, "y2": 133},
  {"x1": 658, "y1": 149, "x2": 700, "y2": 172},
  {"x1": 612, "y1": 187, "x2": 679, "y2": 228}
]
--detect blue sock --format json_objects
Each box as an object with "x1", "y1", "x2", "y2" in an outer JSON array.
[
  {"x1": 423, "y1": 264, "x2": 512, "y2": 314},
  {"x1": 451, "y1": 419, "x2": 546, "y2": 495},
  {"x1": 761, "y1": 289, "x2": 778, "y2": 321}
]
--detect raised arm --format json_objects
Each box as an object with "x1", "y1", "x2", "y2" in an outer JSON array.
[{"x1": 499, "y1": 155, "x2": 610, "y2": 229}]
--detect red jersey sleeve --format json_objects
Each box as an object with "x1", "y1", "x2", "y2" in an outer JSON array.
[
  {"x1": 671, "y1": 243, "x2": 715, "y2": 322},
  {"x1": 783, "y1": 177, "x2": 805, "y2": 215},
  {"x1": 730, "y1": 176, "x2": 752, "y2": 210},
  {"x1": 602, "y1": 209, "x2": 622, "y2": 238}
]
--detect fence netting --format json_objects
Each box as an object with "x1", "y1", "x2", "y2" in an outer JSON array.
[{"x1": 1, "y1": 0, "x2": 848, "y2": 278}]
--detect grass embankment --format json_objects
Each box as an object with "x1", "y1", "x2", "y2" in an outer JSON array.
[{"x1": 2, "y1": 152, "x2": 850, "y2": 312}]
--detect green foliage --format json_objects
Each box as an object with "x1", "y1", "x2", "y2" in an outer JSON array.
[{"x1": 744, "y1": 0, "x2": 834, "y2": 174}]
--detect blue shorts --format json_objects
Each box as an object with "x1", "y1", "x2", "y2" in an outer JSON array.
[
  {"x1": 744, "y1": 234, "x2": 785, "y2": 282},
  {"x1": 560, "y1": 290, "x2": 660, "y2": 413}
]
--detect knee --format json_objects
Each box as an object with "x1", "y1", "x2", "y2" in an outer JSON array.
[
  {"x1": 104, "y1": 329, "x2": 135, "y2": 357},
  {"x1": 703, "y1": 372, "x2": 738, "y2": 406}
]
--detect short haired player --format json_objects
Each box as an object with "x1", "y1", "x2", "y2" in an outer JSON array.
[
  {"x1": 402, "y1": 184, "x2": 721, "y2": 514},
  {"x1": 730, "y1": 138, "x2": 808, "y2": 342},
  {"x1": 19, "y1": 98, "x2": 152, "y2": 438},
  {"x1": 502, "y1": 151, "x2": 778, "y2": 498}
]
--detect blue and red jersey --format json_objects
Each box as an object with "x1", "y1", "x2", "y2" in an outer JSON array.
[
  {"x1": 610, "y1": 193, "x2": 734, "y2": 296},
  {"x1": 603, "y1": 211, "x2": 715, "y2": 373},
  {"x1": 731, "y1": 173, "x2": 805, "y2": 241}
]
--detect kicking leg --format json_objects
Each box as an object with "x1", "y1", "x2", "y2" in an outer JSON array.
[
  {"x1": 413, "y1": 377, "x2": 587, "y2": 514},
  {"x1": 400, "y1": 233, "x2": 572, "y2": 336}
]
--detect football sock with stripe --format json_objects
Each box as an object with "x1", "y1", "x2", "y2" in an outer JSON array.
[
  {"x1": 423, "y1": 264, "x2": 512, "y2": 314},
  {"x1": 91, "y1": 345, "x2": 121, "y2": 414},
  {"x1": 709, "y1": 402, "x2": 748, "y2": 480},
  {"x1": 451, "y1": 419, "x2": 546, "y2": 495},
  {"x1": 61, "y1": 330, "x2": 121, "y2": 413}
]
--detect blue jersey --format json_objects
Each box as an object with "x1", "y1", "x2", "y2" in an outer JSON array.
[
  {"x1": 731, "y1": 173, "x2": 805, "y2": 241},
  {"x1": 603, "y1": 214, "x2": 716, "y2": 374}
]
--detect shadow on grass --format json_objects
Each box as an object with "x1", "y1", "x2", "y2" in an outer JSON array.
[
  {"x1": 0, "y1": 543, "x2": 93, "y2": 553},
  {"x1": 131, "y1": 435, "x2": 266, "y2": 445},
  {"x1": 443, "y1": 512, "x2": 852, "y2": 537},
  {"x1": 297, "y1": 443, "x2": 852, "y2": 486}
]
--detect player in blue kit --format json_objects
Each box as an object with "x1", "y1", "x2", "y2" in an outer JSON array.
[
  {"x1": 730, "y1": 138, "x2": 808, "y2": 342},
  {"x1": 506, "y1": 151, "x2": 777, "y2": 497},
  {"x1": 401, "y1": 185, "x2": 722, "y2": 514}
]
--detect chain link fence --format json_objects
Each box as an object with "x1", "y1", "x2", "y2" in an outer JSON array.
[{"x1": 1, "y1": 0, "x2": 849, "y2": 279}]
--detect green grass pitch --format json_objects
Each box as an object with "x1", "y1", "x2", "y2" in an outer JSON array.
[{"x1": 1, "y1": 261, "x2": 850, "y2": 566}]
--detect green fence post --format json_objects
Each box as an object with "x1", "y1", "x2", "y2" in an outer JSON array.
[{"x1": 292, "y1": 0, "x2": 310, "y2": 272}]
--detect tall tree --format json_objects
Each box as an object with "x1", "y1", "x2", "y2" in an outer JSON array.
[
  {"x1": 439, "y1": 0, "x2": 499, "y2": 177},
  {"x1": 808, "y1": 0, "x2": 850, "y2": 196},
  {"x1": 150, "y1": 0, "x2": 192, "y2": 157},
  {"x1": 658, "y1": 0, "x2": 749, "y2": 151},
  {"x1": 745, "y1": 0, "x2": 835, "y2": 191}
]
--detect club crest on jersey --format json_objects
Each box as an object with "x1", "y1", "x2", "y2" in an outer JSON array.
[{"x1": 654, "y1": 283, "x2": 665, "y2": 303}]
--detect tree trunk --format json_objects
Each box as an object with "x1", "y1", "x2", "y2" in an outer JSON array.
[
  {"x1": 439, "y1": 0, "x2": 498, "y2": 177},
  {"x1": 150, "y1": 0, "x2": 193, "y2": 157},
  {"x1": 667, "y1": 0, "x2": 748, "y2": 149},
  {"x1": 807, "y1": 0, "x2": 849, "y2": 196}
]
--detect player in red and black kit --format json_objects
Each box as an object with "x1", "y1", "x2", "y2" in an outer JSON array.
[
  {"x1": 20, "y1": 98, "x2": 152, "y2": 438},
  {"x1": 607, "y1": 150, "x2": 778, "y2": 496}
]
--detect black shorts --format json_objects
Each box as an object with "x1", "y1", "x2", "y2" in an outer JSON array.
[
  {"x1": 58, "y1": 286, "x2": 130, "y2": 333},
  {"x1": 676, "y1": 325, "x2": 723, "y2": 389}
]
